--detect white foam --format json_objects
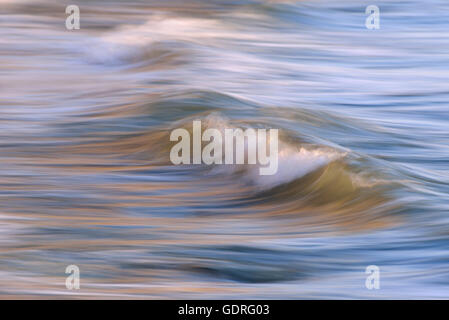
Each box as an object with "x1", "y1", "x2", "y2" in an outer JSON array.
[
  {"x1": 82, "y1": 15, "x2": 228, "y2": 65},
  {"x1": 248, "y1": 145, "x2": 343, "y2": 190},
  {"x1": 194, "y1": 114, "x2": 344, "y2": 190}
]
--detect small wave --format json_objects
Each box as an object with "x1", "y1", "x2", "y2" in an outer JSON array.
[
  {"x1": 246, "y1": 145, "x2": 344, "y2": 190},
  {"x1": 81, "y1": 15, "x2": 228, "y2": 66}
]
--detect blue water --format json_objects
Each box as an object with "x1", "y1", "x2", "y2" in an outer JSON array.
[{"x1": 0, "y1": 0, "x2": 448, "y2": 298}]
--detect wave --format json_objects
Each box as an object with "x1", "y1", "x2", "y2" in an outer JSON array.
[
  {"x1": 80, "y1": 14, "x2": 229, "y2": 66},
  {"x1": 101, "y1": 108, "x2": 401, "y2": 231}
]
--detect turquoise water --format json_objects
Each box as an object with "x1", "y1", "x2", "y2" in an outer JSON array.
[{"x1": 0, "y1": 0, "x2": 448, "y2": 298}]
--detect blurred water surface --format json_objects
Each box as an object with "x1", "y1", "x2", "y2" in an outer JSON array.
[{"x1": 0, "y1": 0, "x2": 449, "y2": 298}]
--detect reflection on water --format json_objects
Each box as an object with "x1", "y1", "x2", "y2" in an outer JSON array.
[{"x1": 0, "y1": 0, "x2": 449, "y2": 298}]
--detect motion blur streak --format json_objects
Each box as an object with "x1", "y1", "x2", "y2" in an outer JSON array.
[{"x1": 0, "y1": 0, "x2": 448, "y2": 298}]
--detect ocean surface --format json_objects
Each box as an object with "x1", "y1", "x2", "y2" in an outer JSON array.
[{"x1": 1, "y1": 0, "x2": 448, "y2": 298}]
